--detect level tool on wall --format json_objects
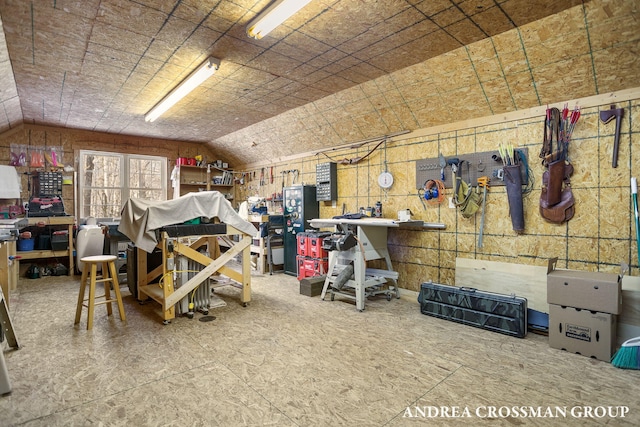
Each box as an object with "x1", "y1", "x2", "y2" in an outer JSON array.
[{"x1": 415, "y1": 148, "x2": 529, "y2": 189}]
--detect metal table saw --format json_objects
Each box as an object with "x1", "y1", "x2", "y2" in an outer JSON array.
[{"x1": 308, "y1": 218, "x2": 444, "y2": 311}]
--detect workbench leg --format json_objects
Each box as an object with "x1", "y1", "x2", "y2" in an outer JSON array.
[
  {"x1": 353, "y1": 255, "x2": 366, "y2": 312},
  {"x1": 383, "y1": 252, "x2": 400, "y2": 298},
  {"x1": 209, "y1": 237, "x2": 220, "y2": 259},
  {"x1": 161, "y1": 239, "x2": 175, "y2": 323},
  {"x1": 136, "y1": 247, "x2": 147, "y2": 301},
  {"x1": 240, "y1": 237, "x2": 251, "y2": 305},
  {"x1": 0, "y1": 241, "x2": 17, "y2": 309},
  {"x1": 67, "y1": 223, "x2": 75, "y2": 276}
]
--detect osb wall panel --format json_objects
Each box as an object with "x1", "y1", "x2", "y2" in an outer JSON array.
[
  {"x1": 237, "y1": 97, "x2": 640, "y2": 292},
  {"x1": 217, "y1": 0, "x2": 640, "y2": 166},
  {"x1": 0, "y1": 125, "x2": 221, "y2": 216}
]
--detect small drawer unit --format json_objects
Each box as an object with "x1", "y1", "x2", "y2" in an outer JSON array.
[
  {"x1": 316, "y1": 162, "x2": 337, "y2": 201},
  {"x1": 33, "y1": 172, "x2": 63, "y2": 196}
]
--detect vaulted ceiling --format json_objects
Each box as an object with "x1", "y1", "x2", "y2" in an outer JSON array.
[{"x1": 1, "y1": 0, "x2": 638, "y2": 167}]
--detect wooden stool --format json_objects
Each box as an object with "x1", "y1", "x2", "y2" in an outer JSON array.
[{"x1": 74, "y1": 255, "x2": 126, "y2": 330}]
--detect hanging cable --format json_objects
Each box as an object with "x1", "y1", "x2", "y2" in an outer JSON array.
[{"x1": 421, "y1": 179, "x2": 446, "y2": 205}]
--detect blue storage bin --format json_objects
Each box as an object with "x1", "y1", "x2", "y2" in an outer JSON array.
[{"x1": 17, "y1": 238, "x2": 35, "y2": 251}]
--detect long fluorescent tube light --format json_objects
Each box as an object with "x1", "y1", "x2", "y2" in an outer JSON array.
[
  {"x1": 246, "y1": 0, "x2": 313, "y2": 40},
  {"x1": 145, "y1": 57, "x2": 220, "y2": 122}
]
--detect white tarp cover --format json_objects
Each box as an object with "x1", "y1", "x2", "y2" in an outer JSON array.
[{"x1": 118, "y1": 191, "x2": 257, "y2": 252}]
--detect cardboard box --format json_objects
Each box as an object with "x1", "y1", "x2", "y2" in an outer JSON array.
[
  {"x1": 547, "y1": 258, "x2": 622, "y2": 314},
  {"x1": 548, "y1": 304, "x2": 617, "y2": 362}
]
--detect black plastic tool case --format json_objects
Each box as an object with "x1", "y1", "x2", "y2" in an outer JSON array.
[
  {"x1": 418, "y1": 282, "x2": 527, "y2": 338},
  {"x1": 28, "y1": 196, "x2": 66, "y2": 217}
]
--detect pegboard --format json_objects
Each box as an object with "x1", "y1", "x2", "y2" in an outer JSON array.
[{"x1": 415, "y1": 148, "x2": 529, "y2": 189}]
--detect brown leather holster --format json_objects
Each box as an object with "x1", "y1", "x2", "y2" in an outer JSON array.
[{"x1": 540, "y1": 161, "x2": 574, "y2": 223}]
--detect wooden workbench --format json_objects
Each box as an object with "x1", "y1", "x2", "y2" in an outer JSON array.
[
  {"x1": 17, "y1": 216, "x2": 75, "y2": 275},
  {"x1": 135, "y1": 224, "x2": 252, "y2": 324}
]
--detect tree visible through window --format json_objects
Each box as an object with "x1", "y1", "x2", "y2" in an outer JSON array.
[{"x1": 78, "y1": 150, "x2": 167, "y2": 219}]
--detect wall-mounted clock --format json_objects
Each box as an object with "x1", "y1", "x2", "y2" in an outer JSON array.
[{"x1": 378, "y1": 171, "x2": 394, "y2": 189}]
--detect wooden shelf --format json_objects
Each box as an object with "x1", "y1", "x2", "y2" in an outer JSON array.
[
  {"x1": 174, "y1": 164, "x2": 235, "y2": 199},
  {"x1": 138, "y1": 284, "x2": 165, "y2": 305},
  {"x1": 17, "y1": 249, "x2": 70, "y2": 260},
  {"x1": 27, "y1": 216, "x2": 74, "y2": 226},
  {"x1": 175, "y1": 165, "x2": 209, "y2": 198},
  {"x1": 17, "y1": 216, "x2": 75, "y2": 275},
  {"x1": 248, "y1": 214, "x2": 284, "y2": 274}
]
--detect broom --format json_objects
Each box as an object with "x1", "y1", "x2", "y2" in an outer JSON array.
[
  {"x1": 611, "y1": 177, "x2": 640, "y2": 369},
  {"x1": 612, "y1": 338, "x2": 640, "y2": 369}
]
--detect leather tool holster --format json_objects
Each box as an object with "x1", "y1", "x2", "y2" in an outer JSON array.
[
  {"x1": 504, "y1": 164, "x2": 524, "y2": 232},
  {"x1": 540, "y1": 161, "x2": 574, "y2": 224}
]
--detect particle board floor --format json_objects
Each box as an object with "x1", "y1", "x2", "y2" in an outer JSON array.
[{"x1": 2, "y1": 272, "x2": 640, "y2": 426}]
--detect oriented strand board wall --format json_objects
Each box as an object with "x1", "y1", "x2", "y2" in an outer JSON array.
[
  {"x1": 236, "y1": 94, "x2": 640, "y2": 292},
  {"x1": 215, "y1": 0, "x2": 640, "y2": 167},
  {"x1": 230, "y1": 0, "x2": 640, "y2": 293},
  {"x1": 0, "y1": 126, "x2": 223, "y2": 216}
]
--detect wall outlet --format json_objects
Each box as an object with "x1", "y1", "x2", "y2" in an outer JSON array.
[{"x1": 449, "y1": 197, "x2": 455, "y2": 209}]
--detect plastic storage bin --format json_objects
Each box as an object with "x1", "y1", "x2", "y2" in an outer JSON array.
[{"x1": 17, "y1": 238, "x2": 35, "y2": 251}]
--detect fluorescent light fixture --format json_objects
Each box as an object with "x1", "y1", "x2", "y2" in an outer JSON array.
[
  {"x1": 246, "y1": 0, "x2": 313, "y2": 40},
  {"x1": 145, "y1": 57, "x2": 220, "y2": 122}
]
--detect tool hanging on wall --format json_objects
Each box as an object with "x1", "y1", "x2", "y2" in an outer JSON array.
[
  {"x1": 419, "y1": 179, "x2": 445, "y2": 207},
  {"x1": 632, "y1": 177, "x2": 640, "y2": 268},
  {"x1": 500, "y1": 145, "x2": 526, "y2": 233},
  {"x1": 539, "y1": 104, "x2": 579, "y2": 224},
  {"x1": 600, "y1": 104, "x2": 624, "y2": 168},
  {"x1": 438, "y1": 152, "x2": 446, "y2": 181},
  {"x1": 477, "y1": 176, "x2": 489, "y2": 248},
  {"x1": 452, "y1": 160, "x2": 482, "y2": 218},
  {"x1": 611, "y1": 197, "x2": 639, "y2": 369},
  {"x1": 280, "y1": 169, "x2": 300, "y2": 187}
]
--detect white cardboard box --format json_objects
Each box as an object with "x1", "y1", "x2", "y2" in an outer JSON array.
[
  {"x1": 548, "y1": 304, "x2": 616, "y2": 362},
  {"x1": 547, "y1": 258, "x2": 622, "y2": 314}
]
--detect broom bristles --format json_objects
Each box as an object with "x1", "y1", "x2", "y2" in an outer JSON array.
[{"x1": 611, "y1": 345, "x2": 640, "y2": 369}]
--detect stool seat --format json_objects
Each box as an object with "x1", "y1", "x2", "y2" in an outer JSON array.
[
  {"x1": 81, "y1": 255, "x2": 117, "y2": 263},
  {"x1": 75, "y1": 254, "x2": 126, "y2": 330}
]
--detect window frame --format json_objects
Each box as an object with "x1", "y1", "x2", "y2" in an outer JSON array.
[{"x1": 78, "y1": 150, "x2": 167, "y2": 220}]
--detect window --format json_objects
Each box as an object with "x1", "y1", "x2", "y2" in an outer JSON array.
[{"x1": 78, "y1": 150, "x2": 167, "y2": 219}]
